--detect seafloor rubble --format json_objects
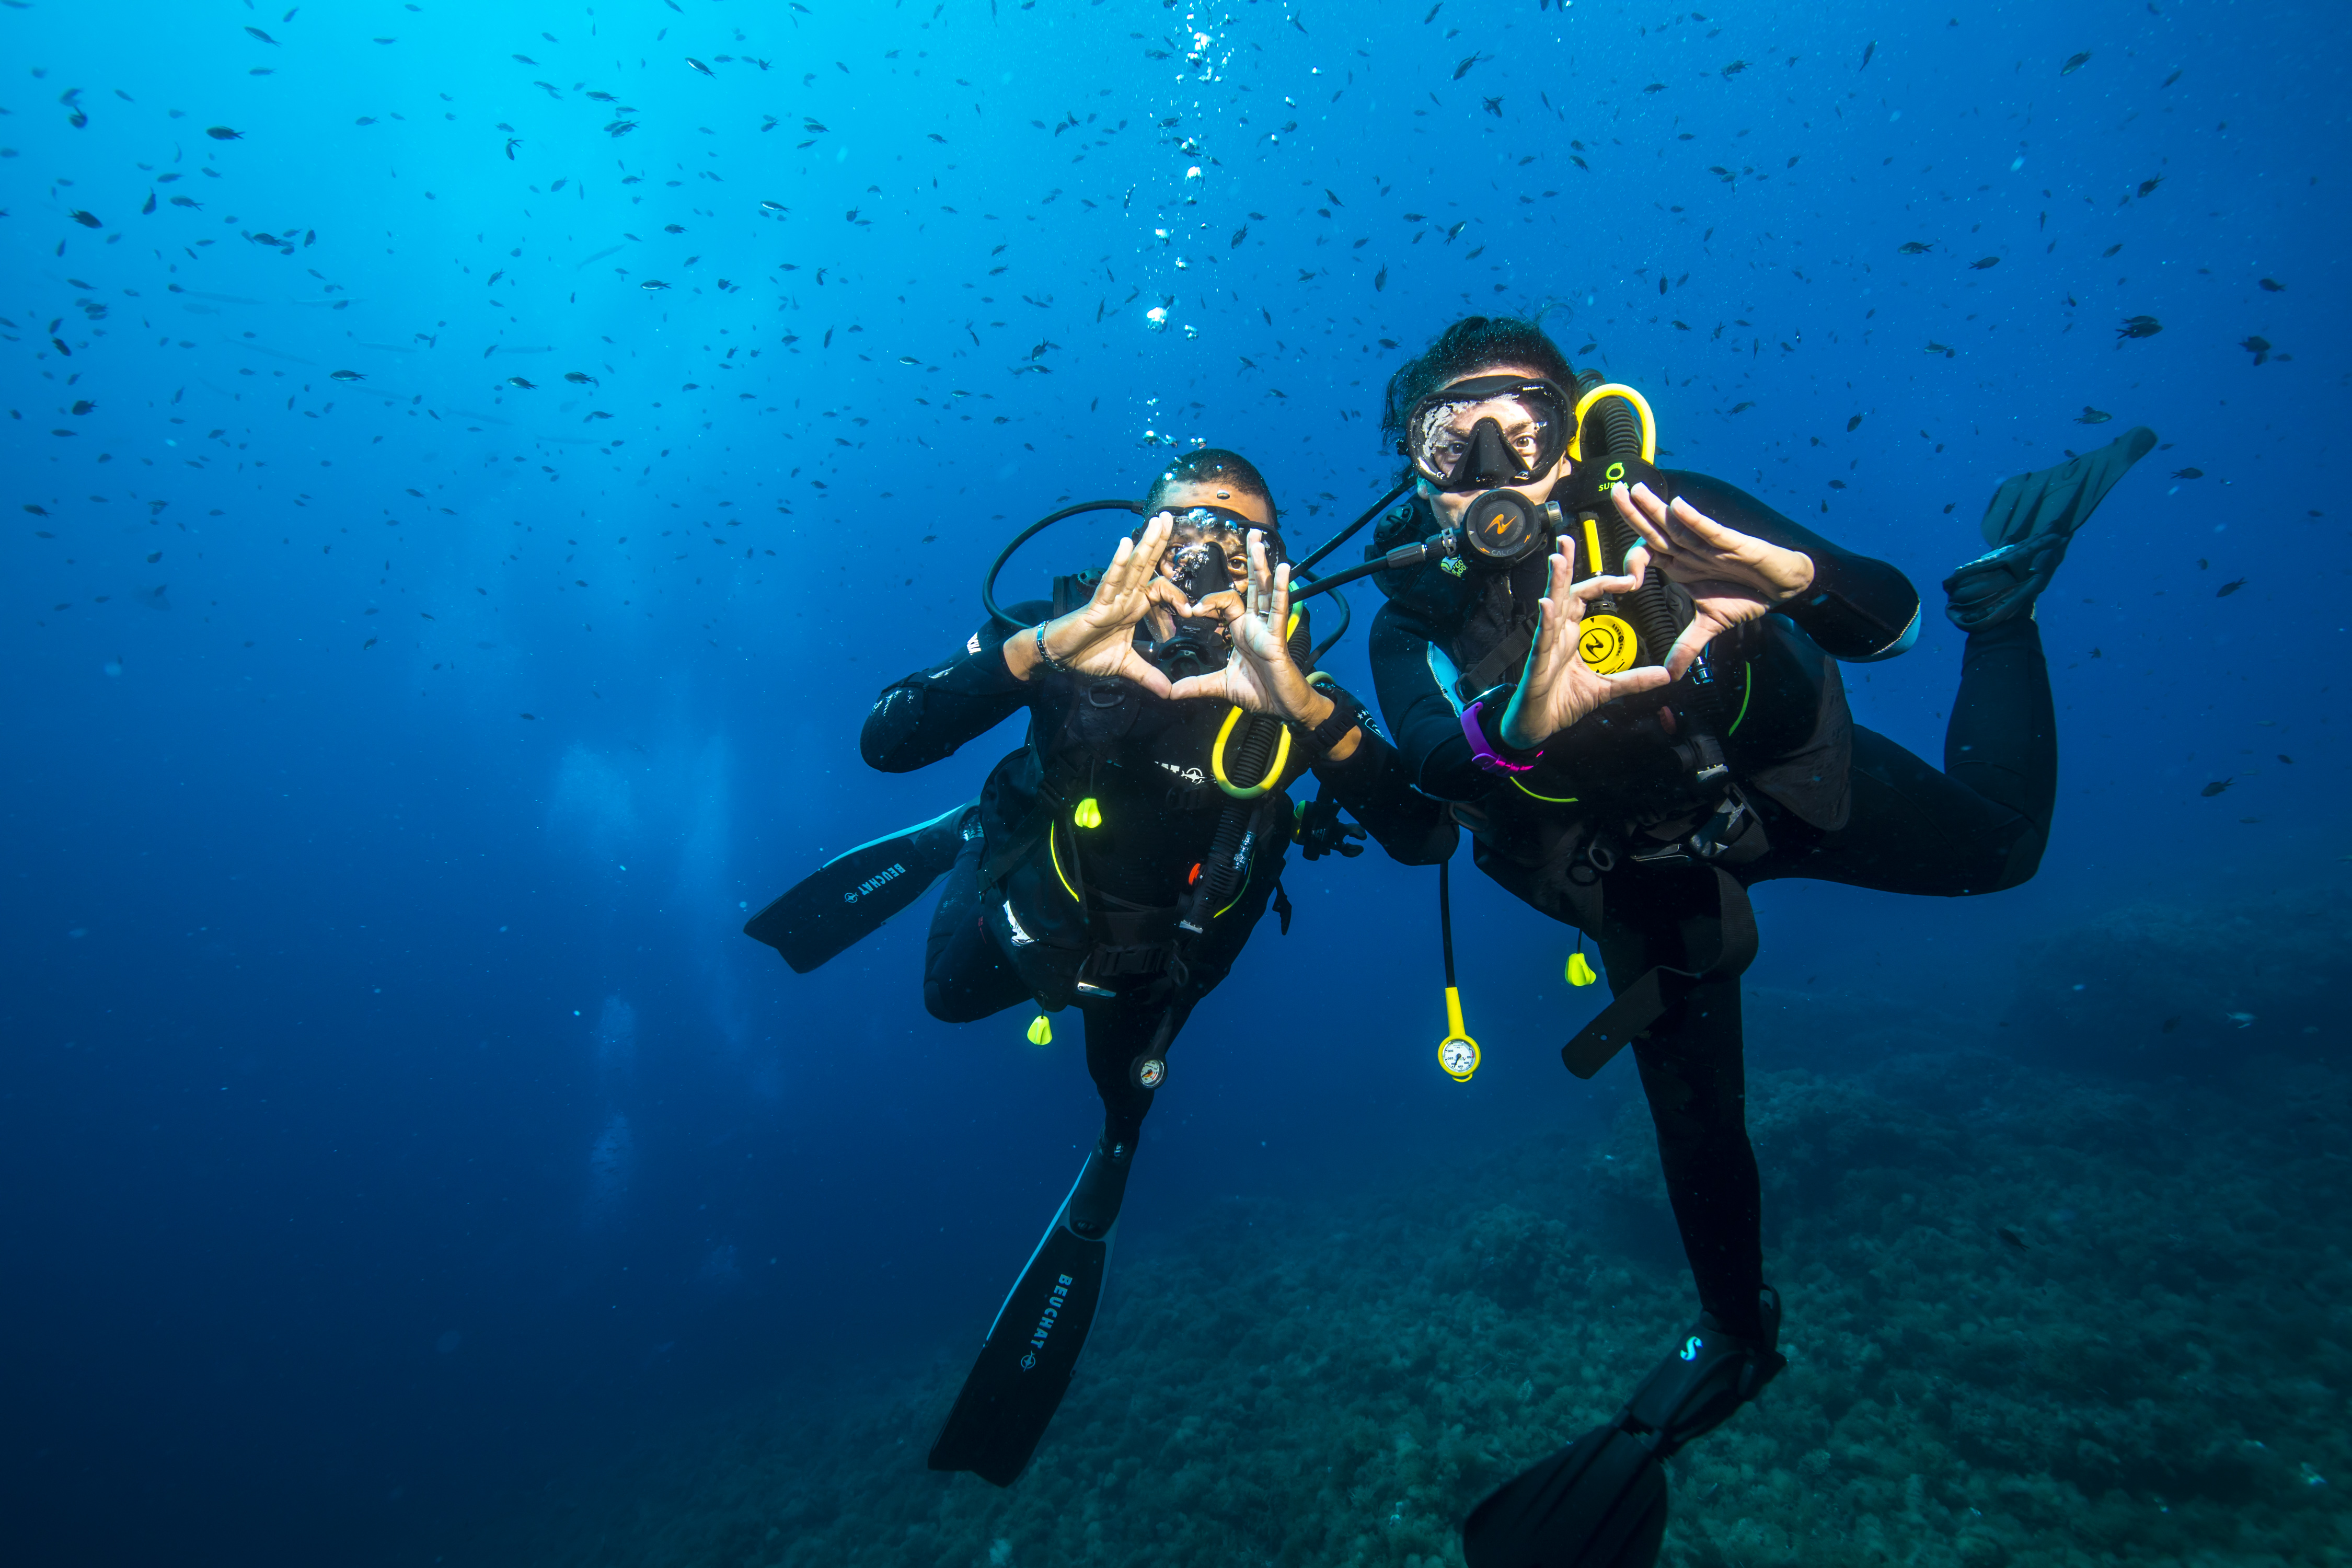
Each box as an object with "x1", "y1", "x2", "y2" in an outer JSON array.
[{"x1": 503, "y1": 1031, "x2": 2351, "y2": 1568}]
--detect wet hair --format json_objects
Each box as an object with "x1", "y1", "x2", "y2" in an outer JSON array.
[
  {"x1": 1379, "y1": 316, "x2": 1579, "y2": 446},
  {"x1": 1138, "y1": 446, "x2": 1285, "y2": 562}
]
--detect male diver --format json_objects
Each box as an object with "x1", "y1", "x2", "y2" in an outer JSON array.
[
  {"x1": 1354, "y1": 316, "x2": 2153, "y2": 1566},
  {"x1": 748, "y1": 449, "x2": 1451, "y2": 1486}
]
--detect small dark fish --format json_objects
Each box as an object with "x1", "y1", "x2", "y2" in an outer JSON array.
[
  {"x1": 329, "y1": 368, "x2": 365, "y2": 382},
  {"x1": 2258, "y1": 277, "x2": 2284, "y2": 292},
  {"x1": 1923, "y1": 341, "x2": 1953, "y2": 356},
  {"x1": 2103, "y1": 244, "x2": 2123, "y2": 258},
  {"x1": 364, "y1": 637, "x2": 378, "y2": 650},
  {"x1": 2200, "y1": 778, "x2": 2232, "y2": 797},
  {"x1": 2076, "y1": 407, "x2": 2113, "y2": 424},
  {"x1": 1861, "y1": 41, "x2": 1876, "y2": 70},
  {"x1": 2137, "y1": 176, "x2": 2163, "y2": 197},
  {"x1": 2279, "y1": 754, "x2": 2294, "y2": 765},
  {"x1": 2162, "y1": 68, "x2": 2182, "y2": 87},
  {"x1": 70, "y1": 399, "x2": 95, "y2": 414},
  {"x1": 170, "y1": 195, "x2": 202, "y2": 209},
  {"x1": 1728, "y1": 401, "x2": 1754, "y2": 414},
  {"x1": 686, "y1": 56, "x2": 714, "y2": 76},
  {"x1": 70, "y1": 210, "x2": 102, "y2": 228},
  {"x1": 2161, "y1": 1015, "x2": 2181, "y2": 1033},
  {"x1": 1643, "y1": 82, "x2": 1667, "y2": 94},
  {"x1": 2216, "y1": 578, "x2": 2246, "y2": 597},
  {"x1": 1998, "y1": 1227, "x2": 2027, "y2": 1250},
  {"x1": 1374, "y1": 266, "x2": 1388, "y2": 292},
  {"x1": 2117, "y1": 315, "x2": 2162, "y2": 340},
  {"x1": 1969, "y1": 256, "x2": 2001, "y2": 269},
  {"x1": 141, "y1": 190, "x2": 156, "y2": 215},
  {"x1": 206, "y1": 125, "x2": 243, "y2": 140},
  {"x1": 2241, "y1": 335, "x2": 2270, "y2": 365},
  {"x1": 564, "y1": 371, "x2": 598, "y2": 386},
  {"x1": 606, "y1": 121, "x2": 638, "y2": 138},
  {"x1": 245, "y1": 25, "x2": 277, "y2": 43},
  {"x1": 2171, "y1": 467, "x2": 2202, "y2": 479},
  {"x1": 2061, "y1": 51, "x2": 2091, "y2": 75},
  {"x1": 1721, "y1": 60, "x2": 1747, "y2": 77},
  {"x1": 1452, "y1": 53, "x2": 1482, "y2": 80},
  {"x1": 505, "y1": 137, "x2": 521, "y2": 160},
  {"x1": 1897, "y1": 241, "x2": 1934, "y2": 255},
  {"x1": 639, "y1": 279, "x2": 669, "y2": 291},
  {"x1": 519, "y1": 712, "x2": 537, "y2": 721},
  {"x1": 1482, "y1": 96, "x2": 1503, "y2": 118},
  {"x1": 1846, "y1": 414, "x2": 1863, "y2": 432},
  {"x1": 663, "y1": 223, "x2": 686, "y2": 234},
  {"x1": 505, "y1": 376, "x2": 536, "y2": 389}
]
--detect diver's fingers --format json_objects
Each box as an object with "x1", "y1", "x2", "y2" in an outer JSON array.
[
  {"x1": 1267, "y1": 562, "x2": 1292, "y2": 640},
  {"x1": 1163, "y1": 671, "x2": 1221, "y2": 703},
  {"x1": 1612, "y1": 484, "x2": 1674, "y2": 555},
  {"x1": 1117, "y1": 651, "x2": 1176, "y2": 699},
  {"x1": 1601, "y1": 664, "x2": 1675, "y2": 699},
  {"x1": 1621, "y1": 543, "x2": 1652, "y2": 591}
]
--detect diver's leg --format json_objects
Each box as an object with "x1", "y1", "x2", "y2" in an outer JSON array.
[
  {"x1": 1944, "y1": 616, "x2": 2057, "y2": 837},
  {"x1": 922, "y1": 829, "x2": 1031, "y2": 1023},
  {"x1": 1597, "y1": 877, "x2": 1766, "y2": 1342},
  {"x1": 1628, "y1": 975, "x2": 1763, "y2": 1342},
  {"x1": 1066, "y1": 856, "x2": 1283, "y2": 1237}
]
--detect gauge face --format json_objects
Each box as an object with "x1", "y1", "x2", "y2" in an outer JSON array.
[
  {"x1": 1439, "y1": 1037, "x2": 1478, "y2": 1078},
  {"x1": 1135, "y1": 1057, "x2": 1166, "y2": 1090}
]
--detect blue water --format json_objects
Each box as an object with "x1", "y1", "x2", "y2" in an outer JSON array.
[{"x1": 3, "y1": 1, "x2": 2345, "y2": 1564}]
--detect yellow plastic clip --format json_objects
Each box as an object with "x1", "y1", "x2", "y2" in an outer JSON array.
[
  {"x1": 1073, "y1": 797, "x2": 1103, "y2": 829},
  {"x1": 1026, "y1": 1014, "x2": 1054, "y2": 1046},
  {"x1": 1567, "y1": 952, "x2": 1599, "y2": 988},
  {"x1": 1437, "y1": 985, "x2": 1481, "y2": 1083},
  {"x1": 1566, "y1": 381, "x2": 1660, "y2": 465}
]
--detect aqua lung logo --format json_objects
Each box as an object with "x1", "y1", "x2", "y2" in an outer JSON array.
[
  {"x1": 843, "y1": 861, "x2": 907, "y2": 904},
  {"x1": 1017, "y1": 1273, "x2": 1077, "y2": 1371}
]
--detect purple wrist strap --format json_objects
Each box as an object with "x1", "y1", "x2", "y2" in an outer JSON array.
[{"x1": 1461, "y1": 698, "x2": 1538, "y2": 774}]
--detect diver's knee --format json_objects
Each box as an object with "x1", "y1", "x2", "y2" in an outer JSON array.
[{"x1": 1974, "y1": 823, "x2": 2047, "y2": 894}]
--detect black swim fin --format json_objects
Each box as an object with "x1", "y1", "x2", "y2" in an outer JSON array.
[
  {"x1": 1463, "y1": 1293, "x2": 1783, "y2": 1568},
  {"x1": 743, "y1": 801, "x2": 976, "y2": 973},
  {"x1": 928, "y1": 1151, "x2": 1118, "y2": 1487},
  {"x1": 1944, "y1": 425, "x2": 2156, "y2": 630}
]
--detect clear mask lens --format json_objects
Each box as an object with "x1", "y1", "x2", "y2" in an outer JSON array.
[{"x1": 1413, "y1": 396, "x2": 1554, "y2": 482}]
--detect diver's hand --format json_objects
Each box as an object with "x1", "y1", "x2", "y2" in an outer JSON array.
[
  {"x1": 1004, "y1": 512, "x2": 1183, "y2": 693},
  {"x1": 1610, "y1": 482, "x2": 1814, "y2": 678},
  {"x1": 1497, "y1": 539, "x2": 1675, "y2": 752},
  {"x1": 1168, "y1": 532, "x2": 1364, "y2": 762}
]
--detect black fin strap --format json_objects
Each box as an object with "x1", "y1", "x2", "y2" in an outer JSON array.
[
  {"x1": 1560, "y1": 869, "x2": 1758, "y2": 1079},
  {"x1": 1618, "y1": 1325, "x2": 1786, "y2": 1463}
]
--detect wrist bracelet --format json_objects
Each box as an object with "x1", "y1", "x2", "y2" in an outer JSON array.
[
  {"x1": 1461, "y1": 696, "x2": 1540, "y2": 774},
  {"x1": 1034, "y1": 621, "x2": 1076, "y2": 674}
]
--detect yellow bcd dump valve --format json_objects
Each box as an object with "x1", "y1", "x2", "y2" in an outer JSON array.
[
  {"x1": 1567, "y1": 951, "x2": 1599, "y2": 987},
  {"x1": 1026, "y1": 1014, "x2": 1054, "y2": 1046}
]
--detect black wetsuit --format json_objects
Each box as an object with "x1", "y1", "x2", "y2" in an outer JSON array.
[
  {"x1": 864, "y1": 597, "x2": 1454, "y2": 1143},
  {"x1": 1368, "y1": 473, "x2": 2057, "y2": 1338}
]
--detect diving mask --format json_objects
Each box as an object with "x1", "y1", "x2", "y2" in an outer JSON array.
[{"x1": 1402, "y1": 375, "x2": 1574, "y2": 492}]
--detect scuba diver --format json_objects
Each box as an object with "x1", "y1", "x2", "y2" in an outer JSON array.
[
  {"x1": 1342, "y1": 316, "x2": 2154, "y2": 1567},
  {"x1": 744, "y1": 448, "x2": 1451, "y2": 1488}
]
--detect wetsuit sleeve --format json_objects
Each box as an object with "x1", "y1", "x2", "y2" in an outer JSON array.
[
  {"x1": 1368, "y1": 599, "x2": 1493, "y2": 804},
  {"x1": 1669, "y1": 471, "x2": 1922, "y2": 663},
  {"x1": 859, "y1": 603, "x2": 1043, "y2": 773},
  {"x1": 1312, "y1": 727, "x2": 1459, "y2": 864}
]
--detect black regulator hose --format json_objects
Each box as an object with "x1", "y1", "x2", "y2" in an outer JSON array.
[{"x1": 982, "y1": 498, "x2": 1145, "y2": 631}]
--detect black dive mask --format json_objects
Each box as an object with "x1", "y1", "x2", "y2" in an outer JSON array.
[{"x1": 1402, "y1": 375, "x2": 1574, "y2": 493}]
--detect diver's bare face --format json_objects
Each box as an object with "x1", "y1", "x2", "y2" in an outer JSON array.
[{"x1": 1417, "y1": 364, "x2": 1573, "y2": 526}]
